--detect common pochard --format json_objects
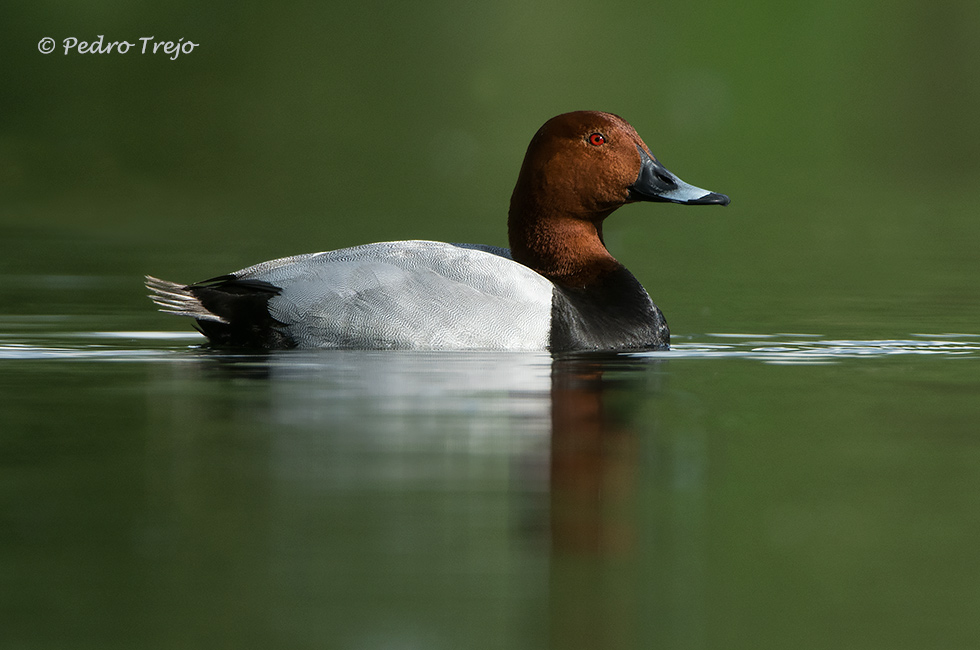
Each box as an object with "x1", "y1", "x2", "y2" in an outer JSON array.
[{"x1": 146, "y1": 111, "x2": 728, "y2": 350}]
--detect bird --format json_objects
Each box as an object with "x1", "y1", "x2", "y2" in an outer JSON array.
[{"x1": 146, "y1": 111, "x2": 728, "y2": 351}]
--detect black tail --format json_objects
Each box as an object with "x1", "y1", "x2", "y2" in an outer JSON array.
[{"x1": 145, "y1": 275, "x2": 295, "y2": 349}]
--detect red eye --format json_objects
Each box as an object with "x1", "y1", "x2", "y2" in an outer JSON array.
[{"x1": 588, "y1": 133, "x2": 605, "y2": 146}]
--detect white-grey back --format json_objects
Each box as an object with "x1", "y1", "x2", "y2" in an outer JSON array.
[{"x1": 235, "y1": 240, "x2": 555, "y2": 349}]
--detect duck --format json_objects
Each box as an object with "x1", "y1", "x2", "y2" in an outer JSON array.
[{"x1": 146, "y1": 111, "x2": 728, "y2": 351}]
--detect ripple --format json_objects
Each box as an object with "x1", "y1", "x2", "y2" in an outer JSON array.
[
  {"x1": 642, "y1": 334, "x2": 980, "y2": 364},
  {"x1": 0, "y1": 331, "x2": 201, "y2": 361},
  {"x1": 0, "y1": 331, "x2": 977, "y2": 364}
]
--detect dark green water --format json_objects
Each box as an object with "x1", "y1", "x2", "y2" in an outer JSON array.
[
  {"x1": 3, "y1": 1, "x2": 980, "y2": 648},
  {"x1": 2, "y1": 318, "x2": 979, "y2": 649}
]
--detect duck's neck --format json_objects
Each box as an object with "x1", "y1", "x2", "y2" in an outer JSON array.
[{"x1": 508, "y1": 205, "x2": 621, "y2": 289}]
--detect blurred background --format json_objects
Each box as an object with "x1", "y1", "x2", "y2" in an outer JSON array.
[{"x1": 2, "y1": 0, "x2": 977, "y2": 336}]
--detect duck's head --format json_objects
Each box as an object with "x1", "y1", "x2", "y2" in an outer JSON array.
[
  {"x1": 508, "y1": 111, "x2": 728, "y2": 282},
  {"x1": 511, "y1": 110, "x2": 728, "y2": 218}
]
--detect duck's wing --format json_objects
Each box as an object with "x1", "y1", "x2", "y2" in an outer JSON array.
[
  {"x1": 257, "y1": 241, "x2": 553, "y2": 349},
  {"x1": 148, "y1": 241, "x2": 554, "y2": 350}
]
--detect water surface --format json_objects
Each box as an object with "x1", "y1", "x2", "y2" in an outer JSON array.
[{"x1": 3, "y1": 312, "x2": 978, "y2": 649}]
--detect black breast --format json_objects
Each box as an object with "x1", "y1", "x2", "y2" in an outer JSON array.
[{"x1": 549, "y1": 265, "x2": 669, "y2": 352}]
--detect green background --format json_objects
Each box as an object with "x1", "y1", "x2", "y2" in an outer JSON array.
[{"x1": 3, "y1": 0, "x2": 977, "y2": 336}]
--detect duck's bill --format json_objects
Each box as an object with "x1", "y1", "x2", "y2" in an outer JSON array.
[{"x1": 628, "y1": 146, "x2": 730, "y2": 206}]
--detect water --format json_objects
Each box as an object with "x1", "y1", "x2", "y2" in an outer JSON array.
[{"x1": 3, "y1": 301, "x2": 979, "y2": 649}]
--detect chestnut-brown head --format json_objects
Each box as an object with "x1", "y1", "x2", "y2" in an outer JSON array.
[
  {"x1": 510, "y1": 111, "x2": 728, "y2": 219},
  {"x1": 508, "y1": 111, "x2": 728, "y2": 285}
]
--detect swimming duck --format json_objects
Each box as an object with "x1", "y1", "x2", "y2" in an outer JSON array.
[{"x1": 146, "y1": 111, "x2": 728, "y2": 351}]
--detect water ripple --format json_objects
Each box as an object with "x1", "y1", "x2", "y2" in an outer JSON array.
[
  {"x1": 0, "y1": 331, "x2": 977, "y2": 364},
  {"x1": 643, "y1": 334, "x2": 980, "y2": 364}
]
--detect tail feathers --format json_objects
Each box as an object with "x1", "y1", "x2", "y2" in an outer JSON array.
[{"x1": 145, "y1": 276, "x2": 229, "y2": 324}]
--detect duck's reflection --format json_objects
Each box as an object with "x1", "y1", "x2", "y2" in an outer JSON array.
[
  {"x1": 179, "y1": 350, "x2": 653, "y2": 559},
  {"x1": 163, "y1": 350, "x2": 669, "y2": 560},
  {"x1": 546, "y1": 353, "x2": 667, "y2": 650},
  {"x1": 149, "y1": 348, "x2": 702, "y2": 648},
  {"x1": 549, "y1": 354, "x2": 650, "y2": 556}
]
